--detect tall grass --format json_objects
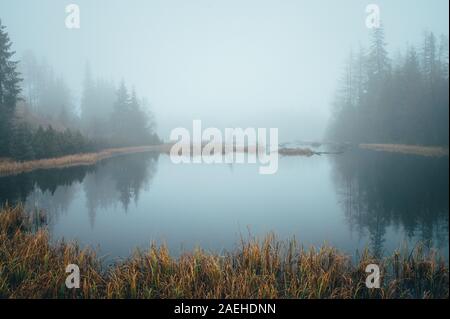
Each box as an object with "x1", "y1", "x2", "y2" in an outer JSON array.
[
  {"x1": 0, "y1": 204, "x2": 448, "y2": 299},
  {"x1": 359, "y1": 144, "x2": 449, "y2": 157},
  {"x1": 278, "y1": 148, "x2": 316, "y2": 157},
  {"x1": 0, "y1": 145, "x2": 171, "y2": 177}
]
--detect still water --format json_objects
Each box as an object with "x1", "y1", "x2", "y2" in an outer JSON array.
[{"x1": 0, "y1": 149, "x2": 448, "y2": 262}]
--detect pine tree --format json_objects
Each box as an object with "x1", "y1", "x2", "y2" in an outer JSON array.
[
  {"x1": 438, "y1": 35, "x2": 449, "y2": 80},
  {"x1": 110, "y1": 80, "x2": 130, "y2": 146},
  {"x1": 129, "y1": 87, "x2": 151, "y2": 145},
  {"x1": 422, "y1": 31, "x2": 439, "y2": 92},
  {"x1": 43, "y1": 125, "x2": 59, "y2": 158},
  {"x1": 328, "y1": 28, "x2": 448, "y2": 146},
  {"x1": 365, "y1": 24, "x2": 392, "y2": 142},
  {"x1": 20, "y1": 50, "x2": 40, "y2": 111},
  {"x1": 367, "y1": 24, "x2": 390, "y2": 80},
  {"x1": 0, "y1": 19, "x2": 22, "y2": 156},
  {"x1": 10, "y1": 122, "x2": 34, "y2": 161},
  {"x1": 32, "y1": 126, "x2": 46, "y2": 159},
  {"x1": 80, "y1": 62, "x2": 97, "y2": 136},
  {"x1": 80, "y1": 63, "x2": 94, "y2": 115}
]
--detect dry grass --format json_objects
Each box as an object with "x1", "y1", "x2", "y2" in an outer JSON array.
[
  {"x1": 1, "y1": 143, "x2": 267, "y2": 176},
  {"x1": 278, "y1": 148, "x2": 316, "y2": 157},
  {"x1": 359, "y1": 144, "x2": 449, "y2": 157},
  {"x1": 164, "y1": 143, "x2": 263, "y2": 156},
  {"x1": 0, "y1": 204, "x2": 448, "y2": 299},
  {"x1": 0, "y1": 145, "x2": 172, "y2": 177}
]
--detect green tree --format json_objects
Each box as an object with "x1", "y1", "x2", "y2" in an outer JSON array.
[
  {"x1": 32, "y1": 126, "x2": 47, "y2": 159},
  {"x1": 110, "y1": 80, "x2": 131, "y2": 146},
  {"x1": 0, "y1": 19, "x2": 22, "y2": 156},
  {"x1": 367, "y1": 25, "x2": 390, "y2": 80},
  {"x1": 109, "y1": 83, "x2": 160, "y2": 147},
  {"x1": 365, "y1": 25, "x2": 392, "y2": 142},
  {"x1": 328, "y1": 28, "x2": 448, "y2": 146},
  {"x1": 10, "y1": 122, "x2": 34, "y2": 161}
]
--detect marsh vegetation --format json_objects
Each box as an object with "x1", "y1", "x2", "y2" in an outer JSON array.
[{"x1": 0, "y1": 204, "x2": 448, "y2": 299}]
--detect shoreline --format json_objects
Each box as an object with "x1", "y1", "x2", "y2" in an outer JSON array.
[
  {"x1": 0, "y1": 144, "x2": 173, "y2": 177},
  {"x1": 1, "y1": 142, "x2": 448, "y2": 177},
  {"x1": 359, "y1": 144, "x2": 449, "y2": 157},
  {"x1": 0, "y1": 204, "x2": 448, "y2": 299}
]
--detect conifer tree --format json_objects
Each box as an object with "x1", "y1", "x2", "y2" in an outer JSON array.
[
  {"x1": 328, "y1": 27, "x2": 448, "y2": 146},
  {"x1": 0, "y1": 20, "x2": 22, "y2": 156},
  {"x1": 10, "y1": 122, "x2": 34, "y2": 161}
]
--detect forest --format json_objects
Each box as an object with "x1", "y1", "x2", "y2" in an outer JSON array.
[
  {"x1": 327, "y1": 26, "x2": 449, "y2": 146},
  {"x1": 0, "y1": 19, "x2": 160, "y2": 162},
  {"x1": 2, "y1": 18, "x2": 449, "y2": 163}
]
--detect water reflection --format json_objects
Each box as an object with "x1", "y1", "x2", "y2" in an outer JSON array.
[
  {"x1": 331, "y1": 150, "x2": 449, "y2": 257},
  {"x1": 0, "y1": 152, "x2": 159, "y2": 228},
  {"x1": 0, "y1": 150, "x2": 448, "y2": 258},
  {"x1": 83, "y1": 152, "x2": 159, "y2": 226}
]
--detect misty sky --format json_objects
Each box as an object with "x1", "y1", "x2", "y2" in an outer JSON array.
[{"x1": 1, "y1": 0, "x2": 448, "y2": 141}]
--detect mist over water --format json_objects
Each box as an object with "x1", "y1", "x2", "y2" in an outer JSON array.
[{"x1": 1, "y1": 0, "x2": 448, "y2": 141}]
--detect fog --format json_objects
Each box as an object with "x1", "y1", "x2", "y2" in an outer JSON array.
[{"x1": 1, "y1": 0, "x2": 448, "y2": 141}]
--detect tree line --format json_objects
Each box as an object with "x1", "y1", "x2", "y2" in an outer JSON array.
[
  {"x1": 0, "y1": 19, "x2": 160, "y2": 162},
  {"x1": 79, "y1": 66, "x2": 160, "y2": 147},
  {"x1": 10, "y1": 124, "x2": 95, "y2": 161},
  {"x1": 327, "y1": 26, "x2": 449, "y2": 146}
]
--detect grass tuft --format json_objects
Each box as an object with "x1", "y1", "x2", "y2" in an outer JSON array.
[{"x1": 0, "y1": 204, "x2": 448, "y2": 299}]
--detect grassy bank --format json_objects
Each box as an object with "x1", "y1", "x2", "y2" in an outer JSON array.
[
  {"x1": 0, "y1": 204, "x2": 448, "y2": 299},
  {"x1": 0, "y1": 145, "x2": 172, "y2": 177},
  {"x1": 5, "y1": 142, "x2": 446, "y2": 178},
  {"x1": 359, "y1": 144, "x2": 449, "y2": 157},
  {"x1": 278, "y1": 148, "x2": 316, "y2": 157},
  {"x1": 0, "y1": 143, "x2": 318, "y2": 177}
]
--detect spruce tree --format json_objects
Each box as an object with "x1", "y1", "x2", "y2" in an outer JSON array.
[
  {"x1": 328, "y1": 28, "x2": 449, "y2": 146},
  {"x1": 0, "y1": 19, "x2": 22, "y2": 157},
  {"x1": 367, "y1": 24, "x2": 390, "y2": 80},
  {"x1": 111, "y1": 80, "x2": 130, "y2": 146},
  {"x1": 10, "y1": 122, "x2": 34, "y2": 161},
  {"x1": 32, "y1": 126, "x2": 46, "y2": 159}
]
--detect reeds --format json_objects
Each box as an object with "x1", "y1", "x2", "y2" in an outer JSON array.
[
  {"x1": 359, "y1": 144, "x2": 449, "y2": 157},
  {"x1": 278, "y1": 148, "x2": 316, "y2": 157},
  {"x1": 0, "y1": 145, "x2": 171, "y2": 177},
  {"x1": 0, "y1": 204, "x2": 448, "y2": 299}
]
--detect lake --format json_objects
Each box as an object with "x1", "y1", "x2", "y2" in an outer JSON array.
[{"x1": 0, "y1": 148, "x2": 448, "y2": 263}]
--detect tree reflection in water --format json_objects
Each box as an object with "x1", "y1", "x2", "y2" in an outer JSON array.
[
  {"x1": 83, "y1": 152, "x2": 159, "y2": 226},
  {"x1": 331, "y1": 149, "x2": 449, "y2": 257},
  {"x1": 0, "y1": 152, "x2": 160, "y2": 228}
]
